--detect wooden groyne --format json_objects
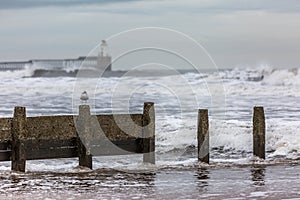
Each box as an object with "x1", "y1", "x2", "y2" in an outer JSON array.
[
  {"x1": 0, "y1": 104, "x2": 269, "y2": 171},
  {"x1": 0, "y1": 102, "x2": 155, "y2": 172},
  {"x1": 197, "y1": 107, "x2": 266, "y2": 163}
]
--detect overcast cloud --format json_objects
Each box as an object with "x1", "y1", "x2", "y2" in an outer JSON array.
[
  {"x1": 0, "y1": 0, "x2": 300, "y2": 68},
  {"x1": 1, "y1": 0, "x2": 300, "y2": 13},
  {"x1": 0, "y1": 0, "x2": 140, "y2": 10}
]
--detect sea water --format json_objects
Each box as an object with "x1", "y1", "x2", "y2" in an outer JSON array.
[{"x1": 0, "y1": 66, "x2": 300, "y2": 199}]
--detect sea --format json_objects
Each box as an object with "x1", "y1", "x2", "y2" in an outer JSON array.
[{"x1": 0, "y1": 65, "x2": 300, "y2": 199}]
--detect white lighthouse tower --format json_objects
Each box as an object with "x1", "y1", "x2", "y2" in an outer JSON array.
[{"x1": 97, "y1": 40, "x2": 112, "y2": 71}]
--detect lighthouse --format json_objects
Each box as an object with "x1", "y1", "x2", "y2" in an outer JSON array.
[{"x1": 97, "y1": 40, "x2": 112, "y2": 71}]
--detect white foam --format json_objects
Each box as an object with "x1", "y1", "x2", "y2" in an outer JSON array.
[
  {"x1": 263, "y1": 68, "x2": 300, "y2": 86},
  {"x1": 0, "y1": 66, "x2": 299, "y2": 170},
  {"x1": 0, "y1": 66, "x2": 34, "y2": 78}
]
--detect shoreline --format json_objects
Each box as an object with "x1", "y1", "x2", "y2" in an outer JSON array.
[{"x1": 0, "y1": 162, "x2": 299, "y2": 199}]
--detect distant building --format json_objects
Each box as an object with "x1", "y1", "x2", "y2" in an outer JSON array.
[
  {"x1": 0, "y1": 40, "x2": 112, "y2": 73},
  {"x1": 97, "y1": 40, "x2": 112, "y2": 72}
]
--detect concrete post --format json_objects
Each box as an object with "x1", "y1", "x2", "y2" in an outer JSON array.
[
  {"x1": 11, "y1": 107, "x2": 27, "y2": 172},
  {"x1": 77, "y1": 105, "x2": 92, "y2": 169},
  {"x1": 142, "y1": 102, "x2": 155, "y2": 164},
  {"x1": 197, "y1": 109, "x2": 209, "y2": 164},
  {"x1": 253, "y1": 106, "x2": 265, "y2": 159}
]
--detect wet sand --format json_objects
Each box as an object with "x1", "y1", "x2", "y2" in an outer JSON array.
[{"x1": 1, "y1": 163, "x2": 300, "y2": 199}]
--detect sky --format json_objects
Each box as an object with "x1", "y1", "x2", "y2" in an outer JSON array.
[{"x1": 0, "y1": 0, "x2": 300, "y2": 68}]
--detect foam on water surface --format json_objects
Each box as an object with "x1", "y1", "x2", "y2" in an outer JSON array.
[{"x1": 0, "y1": 66, "x2": 299, "y2": 171}]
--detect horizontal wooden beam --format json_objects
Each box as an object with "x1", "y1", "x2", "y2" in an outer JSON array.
[
  {"x1": 0, "y1": 142, "x2": 10, "y2": 161},
  {"x1": 90, "y1": 138, "x2": 143, "y2": 156},
  {"x1": 0, "y1": 138, "x2": 145, "y2": 161},
  {"x1": 26, "y1": 146, "x2": 78, "y2": 160},
  {"x1": 0, "y1": 151, "x2": 10, "y2": 161},
  {"x1": 0, "y1": 142, "x2": 10, "y2": 150},
  {"x1": 0, "y1": 118, "x2": 12, "y2": 141},
  {"x1": 1, "y1": 114, "x2": 143, "y2": 141},
  {"x1": 25, "y1": 138, "x2": 77, "y2": 150}
]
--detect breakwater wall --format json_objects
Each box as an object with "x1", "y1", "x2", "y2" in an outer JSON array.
[
  {"x1": 0, "y1": 104, "x2": 270, "y2": 172},
  {"x1": 0, "y1": 102, "x2": 155, "y2": 172}
]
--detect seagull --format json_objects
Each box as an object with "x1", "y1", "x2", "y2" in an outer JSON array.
[{"x1": 80, "y1": 91, "x2": 89, "y2": 103}]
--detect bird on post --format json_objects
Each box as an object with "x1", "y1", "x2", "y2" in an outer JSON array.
[{"x1": 80, "y1": 91, "x2": 89, "y2": 103}]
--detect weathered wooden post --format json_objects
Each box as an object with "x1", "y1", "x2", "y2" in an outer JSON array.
[
  {"x1": 197, "y1": 109, "x2": 209, "y2": 164},
  {"x1": 11, "y1": 107, "x2": 27, "y2": 172},
  {"x1": 77, "y1": 105, "x2": 93, "y2": 169},
  {"x1": 253, "y1": 106, "x2": 265, "y2": 159},
  {"x1": 142, "y1": 102, "x2": 155, "y2": 164}
]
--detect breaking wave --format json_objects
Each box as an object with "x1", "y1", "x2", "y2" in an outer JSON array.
[
  {"x1": 217, "y1": 65, "x2": 300, "y2": 86},
  {"x1": 0, "y1": 61, "x2": 300, "y2": 86},
  {"x1": 0, "y1": 64, "x2": 299, "y2": 166},
  {"x1": 0, "y1": 64, "x2": 34, "y2": 78}
]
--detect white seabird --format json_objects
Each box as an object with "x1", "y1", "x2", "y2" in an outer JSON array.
[{"x1": 80, "y1": 91, "x2": 89, "y2": 103}]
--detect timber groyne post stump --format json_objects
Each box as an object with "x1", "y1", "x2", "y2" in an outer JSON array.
[
  {"x1": 77, "y1": 105, "x2": 93, "y2": 169},
  {"x1": 142, "y1": 102, "x2": 155, "y2": 164},
  {"x1": 197, "y1": 109, "x2": 209, "y2": 164},
  {"x1": 253, "y1": 106, "x2": 265, "y2": 159},
  {"x1": 11, "y1": 107, "x2": 27, "y2": 172}
]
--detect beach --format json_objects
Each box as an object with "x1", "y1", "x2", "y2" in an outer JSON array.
[
  {"x1": 1, "y1": 162, "x2": 300, "y2": 199},
  {"x1": 0, "y1": 66, "x2": 300, "y2": 198}
]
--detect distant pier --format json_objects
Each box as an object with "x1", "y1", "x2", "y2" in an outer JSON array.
[{"x1": 0, "y1": 40, "x2": 112, "y2": 76}]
